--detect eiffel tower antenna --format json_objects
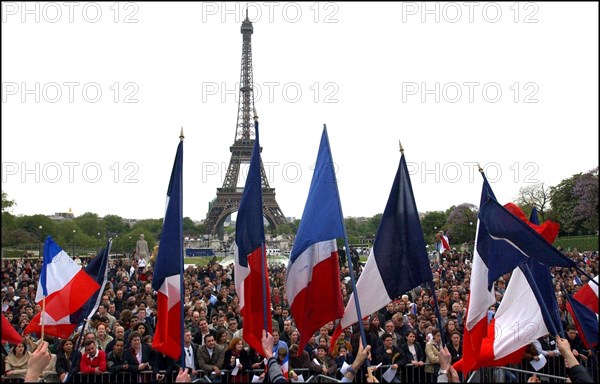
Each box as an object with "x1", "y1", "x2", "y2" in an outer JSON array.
[{"x1": 204, "y1": 16, "x2": 286, "y2": 237}]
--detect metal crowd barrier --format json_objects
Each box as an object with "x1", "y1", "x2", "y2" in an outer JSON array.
[{"x1": 5, "y1": 354, "x2": 594, "y2": 383}]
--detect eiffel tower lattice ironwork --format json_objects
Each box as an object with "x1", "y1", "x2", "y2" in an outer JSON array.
[{"x1": 204, "y1": 13, "x2": 286, "y2": 237}]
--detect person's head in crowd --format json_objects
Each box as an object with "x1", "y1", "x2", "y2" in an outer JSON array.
[
  {"x1": 228, "y1": 317, "x2": 238, "y2": 332},
  {"x1": 319, "y1": 326, "x2": 329, "y2": 339},
  {"x1": 97, "y1": 324, "x2": 108, "y2": 339},
  {"x1": 566, "y1": 325, "x2": 578, "y2": 341},
  {"x1": 84, "y1": 331, "x2": 97, "y2": 344},
  {"x1": 439, "y1": 302, "x2": 448, "y2": 317},
  {"x1": 216, "y1": 329, "x2": 228, "y2": 346},
  {"x1": 143, "y1": 334, "x2": 153, "y2": 346},
  {"x1": 183, "y1": 328, "x2": 193, "y2": 346},
  {"x1": 406, "y1": 330, "x2": 417, "y2": 345},
  {"x1": 386, "y1": 302, "x2": 395, "y2": 314},
  {"x1": 136, "y1": 323, "x2": 148, "y2": 336},
  {"x1": 451, "y1": 302, "x2": 461, "y2": 314},
  {"x1": 316, "y1": 345, "x2": 329, "y2": 360},
  {"x1": 445, "y1": 320, "x2": 456, "y2": 334},
  {"x1": 272, "y1": 329, "x2": 281, "y2": 343},
  {"x1": 450, "y1": 331, "x2": 461, "y2": 346},
  {"x1": 192, "y1": 311, "x2": 201, "y2": 324},
  {"x1": 204, "y1": 334, "x2": 216, "y2": 349},
  {"x1": 200, "y1": 317, "x2": 211, "y2": 333},
  {"x1": 282, "y1": 307, "x2": 290, "y2": 320},
  {"x1": 283, "y1": 319, "x2": 293, "y2": 334},
  {"x1": 318, "y1": 336, "x2": 328, "y2": 349},
  {"x1": 290, "y1": 329, "x2": 300, "y2": 345},
  {"x1": 59, "y1": 338, "x2": 75, "y2": 356},
  {"x1": 385, "y1": 320, "x2": 396, "y2": 335},
  {"x1": 84, "y1": 339, "x2": 98, "y2": 357},
  {"x1": 136, "y1": 309, "x2": 147, "y2": 322},
  {"x1": 116, "y1": 290, "x2": 124, "y2": 300},
  {"x1": 451, "y1": 291, "x2": 460, "y2": 302},
  {"x1": 129, "y1": 331, "x2": 142, "y2": 349},
  {"x1": 130, "y1": 316, "x2": 139, "y2": 328},
  {"x1": 126, "y1": 297, "x2": 137, "y2": 310},
  {"x1": 431, "y1": 329, "x2": 441, "y2": 345},
  {"x1": 424, "y1": 322, "x2": 433, "y2": 336},
  {"x1": 229, "y1": 337, "x2": 244, "y2": 352},
  {"x1": 138, "y1": 301, "x2": 147, "y2": 312},
  {"x1": 10, "y1": 341, "x2": 28, "y2": 357},
  {"x1": 114, "y1": 326, "x2": 125, "y2": 340},
  {"x1": 113, "y1": 338, "x2": 126, "y2": 356},
  {"x1": 119, "y1": 308, "x2": 132, "y2": 323}
]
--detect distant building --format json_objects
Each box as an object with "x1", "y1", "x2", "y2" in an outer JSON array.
[{"x1": 48, "y1": 208, "x2": 75, "y2": 221}]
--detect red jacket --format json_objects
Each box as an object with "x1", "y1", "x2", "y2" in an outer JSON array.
[{"x1": 80, "y1": 349, "x2": 107, "y2": 373}]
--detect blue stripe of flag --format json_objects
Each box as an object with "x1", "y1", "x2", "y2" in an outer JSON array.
[
  {"x1": 290, "y1": 127, "x2": 344, "y2": 261},
  {"x1": 236, "y1": 120, "x2": 265, "y2": 267},
  {"x1": 372, "y1": 153, "x2": 432, "y2": 299}
]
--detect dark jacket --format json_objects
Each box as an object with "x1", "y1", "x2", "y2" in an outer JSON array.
[
  {"x1": 399, "y1": 342, "x2": 425, "y2": 366},
  {"x1": 107, "y1": 350, "x2": 138, "y2": 373}
]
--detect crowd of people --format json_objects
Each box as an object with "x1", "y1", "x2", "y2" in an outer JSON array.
[{"x1": 1, "y1": 246, "x2": 598, "y2": 382}]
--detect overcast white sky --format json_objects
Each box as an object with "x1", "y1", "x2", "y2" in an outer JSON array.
[{"x1": 2, "y1": 2, "x2": 598, "y2": 223}]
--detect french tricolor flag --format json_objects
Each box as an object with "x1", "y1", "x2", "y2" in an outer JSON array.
[
  {"x1": 566, "y1": 275, "x2": 598, "y2": 349},
  {"x1": 235, "y1": 117, "x2": 272, "y2": 356},
  {"x1": 152, "y1": 137, "x2": 184, "y2": 361},
  {"x1": 330, "y1": 148, "x2": 433, "y2": 348},
  {"x1": 455, "y1": 175, "x2": 575, "y2": 374},
  {"x1": 436, "y1": 232, "x2": 450, "y2": 254},
  {"x1": 286, "y1": 126, "x2": 345, "y2": 355},
  {"x1": 25, "y1": 237, "x2": 110, "y2": 340}
]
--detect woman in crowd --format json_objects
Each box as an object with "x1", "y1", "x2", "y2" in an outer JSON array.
[
  {"x1": 400, "y1": 330, "x2": 425, "y2": 382},
  {"x1": 443, "y1": 319, "x2": 457, "y2": 343},
  {"x1": 4, "y1": 341, "x2": 29, "y2": 379},
  {"x1": 56, "y1": 338, "x2": 81, "y2": 382},
  {"x1": 223, "y1": 337, "x2": 251, "y2": 382}
]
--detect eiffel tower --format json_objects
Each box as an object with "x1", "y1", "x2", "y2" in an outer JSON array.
[{"x1": 204, "y1": 13, "x2": 286, "y2": 237}]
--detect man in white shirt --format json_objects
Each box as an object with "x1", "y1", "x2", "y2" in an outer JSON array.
[{"x1": 183, "y1": 329, "x2": 199, "y2": 379}]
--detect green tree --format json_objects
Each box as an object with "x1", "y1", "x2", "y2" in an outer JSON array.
[
  {"x1": 550, "y1": 173, "x2": 586, "y2": 235},
  {"x1": 103, "y1": 214, "x2": 127, "y2": 235},
  {"x1": 420, "y1": 211, "x2": 448, "y2": 240},
  {"x1": 74, "y1": 212, "x2": 104, "y2": 238},
  {"x1": 1, "y1": 191, "x2": 16, "y2": 212},
  {"x1": 446, "y1": 203, "x2": 478, "y2": 244}
]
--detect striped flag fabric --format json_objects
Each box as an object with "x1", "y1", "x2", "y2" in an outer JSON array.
[
  {"x1": 572, "y1": 275, "x2": 599, "y2": 314},
  {"x1": 455, "y1": 175, "x2": 573, "y2": 374},
  {"x1": 152, "y1": 138, "x2": 184, "y2": 361},
  {"x1": 567, "y1": 275, "x2": 599, "y2": 349},
  {"x1": 235, "y1": 118, "x2": 272, "y2": 355},
  {"x1": 436, "y1": 232, "x2": 450, "y2": 254},
  {"x1": 286, "y1": 126, "x2": 345, "y2": 355},
  {"x1": 330, "y1": 149, "x2": 433, "y2": 348},
  {"x1": 2, "y1": 313, "x2": 22, "y2": 344},
  {"x1": 24, "y1": 237, "x2": 110, "y2": 339}
]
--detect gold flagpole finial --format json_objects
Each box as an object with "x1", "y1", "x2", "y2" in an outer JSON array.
[
  {"x1": 253, "y1": 107, "x2": 258, "y2": 121},
  {"x1": 399, "y1": 140, "x2": 404, "y2": 153},
  {"x1": 179, "y1": 127, "x2": 185, "y2": 141},
  {"x1": 478, "y1": 163, "x2": 483, "y2": 173}
]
